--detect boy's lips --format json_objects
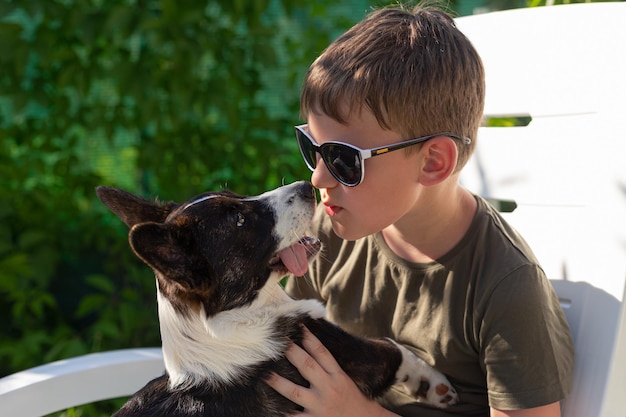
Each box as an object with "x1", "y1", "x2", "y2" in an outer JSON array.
[{"x1": 323, "y1": 202, "x2": 342, "y2": 216}]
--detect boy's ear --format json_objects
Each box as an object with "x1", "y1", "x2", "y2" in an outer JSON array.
[
  {"x1": 96, "y1": 186, "x2": 178, "y2": 228},
  {"x1": 418, "y1": 136, "x2": 459, "y2": 186},
  {"x1": 129, "y1": 222, "x2": 188, "y2": 278}
]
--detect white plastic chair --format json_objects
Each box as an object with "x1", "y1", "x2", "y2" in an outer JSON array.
[
  {"x1": 0, "y1": 348, "x2": 164, "y2": 416},
  {"x1": 456, "y1": 4, "x2": 626, "y2": 417}
]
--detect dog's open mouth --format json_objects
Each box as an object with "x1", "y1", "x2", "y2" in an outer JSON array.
[{"x1": 269, "y1": 236, "x2": 321, "y2": 277}]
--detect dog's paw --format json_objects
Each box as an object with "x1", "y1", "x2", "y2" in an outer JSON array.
[{"x1": 392, "y1": 342, "x2": 458, "y2": 408}]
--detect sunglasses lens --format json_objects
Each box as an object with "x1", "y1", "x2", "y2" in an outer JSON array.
[
  {"x1": 296, "y1": 129, "x2": 318, "y2": 171},
  {"x1": 322, "y1": 144, "x2": 361, "y2": 186},
  {"x1": 295, "y1": 127, "x2": 362, "y2": 186}
]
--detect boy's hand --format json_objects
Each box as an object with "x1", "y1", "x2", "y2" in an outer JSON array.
[{"x1": 265, "y1": 326, "x2": 400, "y2": 417}]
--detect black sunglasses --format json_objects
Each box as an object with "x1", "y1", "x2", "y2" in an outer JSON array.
[{"x1": 295, "y1": 124, "x2": 471, "y2": 187}]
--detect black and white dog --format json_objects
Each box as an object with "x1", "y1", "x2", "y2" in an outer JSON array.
[{"x1": 96, "y1": 181, "x2": 457, "y2": 417}]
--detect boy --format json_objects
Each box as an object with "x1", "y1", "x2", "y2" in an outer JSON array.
[{"x1": 266, "y1": 4, "x2": 574, "y2": 417}]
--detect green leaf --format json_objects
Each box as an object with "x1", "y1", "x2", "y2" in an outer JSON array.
[
  {"x1": 86, "y1": 274, "x2": 116, "y2": 294},
  {"x1": 75, "y1": 294, "x2": 108, "y2": 318}
]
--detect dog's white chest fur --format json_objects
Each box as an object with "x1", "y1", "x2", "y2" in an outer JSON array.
[{"x1": 157, "y1": 276, "x2": 325, "y2": 389}]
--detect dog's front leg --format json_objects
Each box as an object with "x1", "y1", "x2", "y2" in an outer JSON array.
[
  {"x1": 389, "y1": 340, "x2": 458, "y2": 408},
  {"x1": 303, "y1": 318, "x2": 458, "y2": 408}
]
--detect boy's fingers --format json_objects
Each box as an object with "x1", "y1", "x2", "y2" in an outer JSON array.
[
  {"x1": 284, "y1": 339, "x2": 326, "y2": 384},
  {"x1": 265, "y1": 372, "x2": 310, "y2": 409},
  {"x1": 299, "y1": 326, "x2": 341, "y2": 374},
  {"x1": 280, "y1": 329, "x2": 340, "y2": 387}
]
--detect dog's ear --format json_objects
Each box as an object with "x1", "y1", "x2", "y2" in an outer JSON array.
[
  {"x1": 96, "y1": 186, "x2": 177, "y2": 228},
  {"x1": 128, "y1": 222, "x2": 187, "y2": 278}
]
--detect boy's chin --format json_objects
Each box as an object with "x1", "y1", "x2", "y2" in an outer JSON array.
[{"x1": 330, "y1": 219, "x2": 371, "y2": 242}]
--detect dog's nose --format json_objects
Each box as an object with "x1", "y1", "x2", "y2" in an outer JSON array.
[{"x1": 296, "y1": 181, "x2": 316, "y2": 201}]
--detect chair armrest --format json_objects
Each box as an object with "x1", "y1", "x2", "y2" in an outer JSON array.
[{"x1": 0, "y1": 348, "x2": 164, "y2": 417}]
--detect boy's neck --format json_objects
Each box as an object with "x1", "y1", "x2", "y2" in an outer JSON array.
[{"x1": 381, "y1": 185, "x2": 477, "y2": 264}]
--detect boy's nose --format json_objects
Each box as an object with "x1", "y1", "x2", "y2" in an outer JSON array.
[{"x1": 311, "y1": 155, "x2": 339, "y2": 189}]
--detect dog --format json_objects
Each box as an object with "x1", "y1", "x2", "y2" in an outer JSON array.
[{"x1": 96, "y1": 181, "x2": 458, "y2": 417}]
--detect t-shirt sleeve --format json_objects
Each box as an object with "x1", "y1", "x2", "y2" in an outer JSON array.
[{"x1": 480, "y1": 263, "x2": 574, "y2": 410}]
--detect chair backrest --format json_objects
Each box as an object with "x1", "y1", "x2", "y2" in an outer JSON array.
[
  {"x1": 0, "y1": 348, "x2": 164, "y2": 417},
  {"x1": 456, "y1": 4, "x2": 626, "y2": 417}
]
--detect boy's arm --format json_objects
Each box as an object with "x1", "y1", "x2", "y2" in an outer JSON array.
[
  {"x1": 491, "y1": 402, "x2": 561, "y2": 417},
  {"x1": 266, "y1": 328, "x2": 564, "y2": 417}
]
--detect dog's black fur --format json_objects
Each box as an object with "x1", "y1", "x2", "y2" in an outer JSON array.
[{"x1": 96, "y1": 181, "x2": 457, "y2": 417}]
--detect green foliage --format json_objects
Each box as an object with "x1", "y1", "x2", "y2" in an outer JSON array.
[
  {"x1": 1, "y1": 0, "x2": 310, "y2": 199},
  {"x1": 483, "y1": 115, "x2": 532, "y2": 127}
]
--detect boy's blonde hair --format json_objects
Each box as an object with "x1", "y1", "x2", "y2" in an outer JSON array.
[{"x1": 300, "y1": 4, "x2": 485, "y2": 171}]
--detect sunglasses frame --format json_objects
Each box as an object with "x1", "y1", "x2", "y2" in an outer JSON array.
[{"x1": 295, "y1": 124, "x2": 471, "y2": 187}]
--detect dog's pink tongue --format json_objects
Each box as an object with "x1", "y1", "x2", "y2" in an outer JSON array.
[{"x1": 278, "y1": 243, "x2": 309, "y2": 276}]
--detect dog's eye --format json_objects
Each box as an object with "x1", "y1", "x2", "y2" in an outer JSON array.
[{"x1": 236, "y1": 212, "x2": 245, "y2": 227}]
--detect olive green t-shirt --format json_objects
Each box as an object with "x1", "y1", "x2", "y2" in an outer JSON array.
[{"x1": 284, "y1": 196, "x2": 574, "y2": 416}]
